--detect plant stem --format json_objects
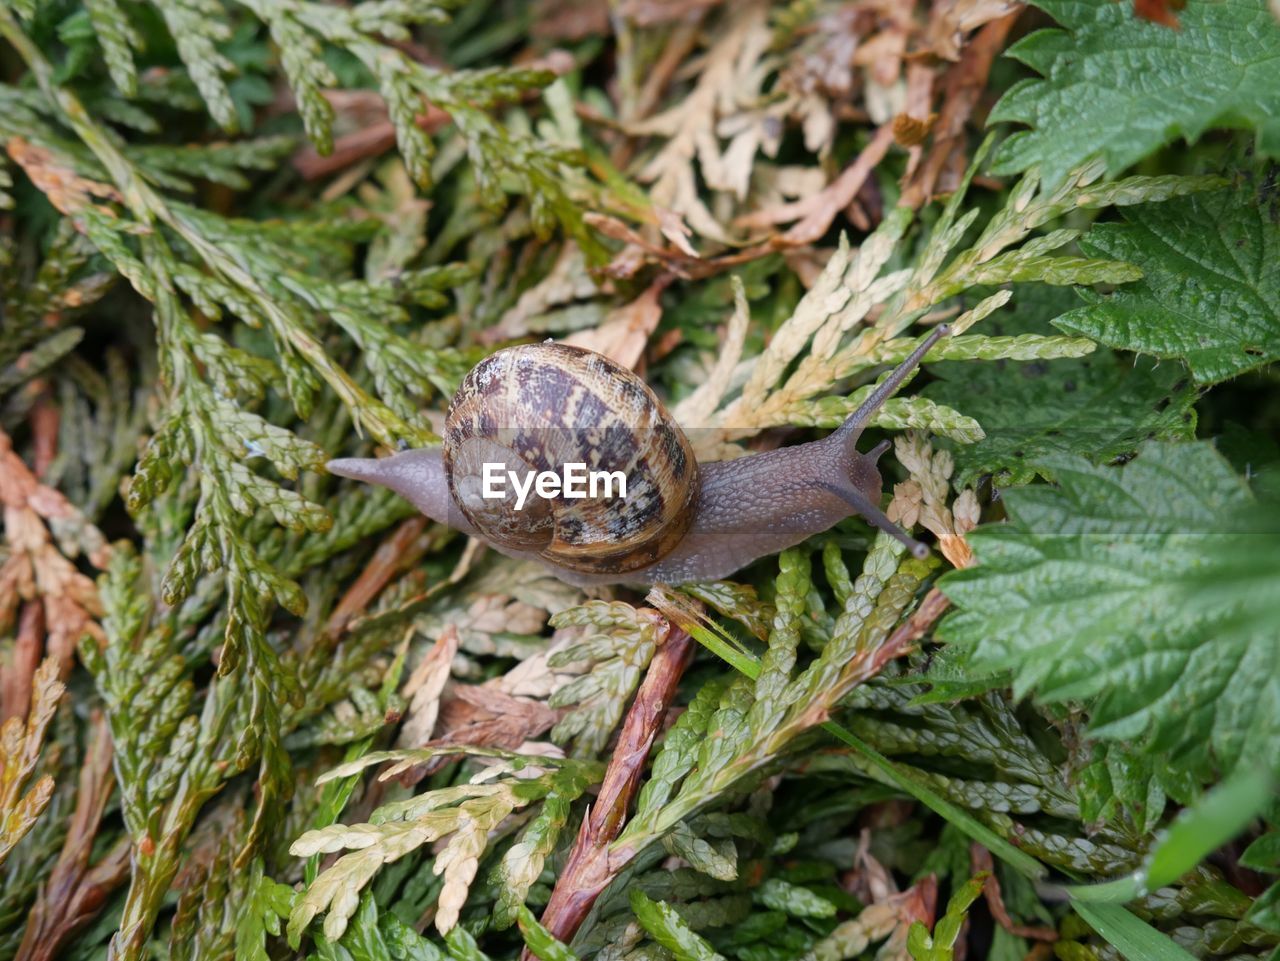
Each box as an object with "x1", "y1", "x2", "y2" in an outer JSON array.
[{"x1": 533, "y1": 622, "x2": 694, "y2": 953}]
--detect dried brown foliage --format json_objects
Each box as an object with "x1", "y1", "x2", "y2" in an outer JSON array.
[{"x1": 0, "y1": 429, "x2": 107, "y2": 717}]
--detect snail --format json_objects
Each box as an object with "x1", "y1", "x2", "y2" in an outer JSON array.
[{"x1": 327, "y1": 324, "x2": 949, "y2": 586}]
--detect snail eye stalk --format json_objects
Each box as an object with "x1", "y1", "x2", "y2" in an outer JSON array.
[{"x1": 819, "y1": 482, "x2": 930, "y2": 559}]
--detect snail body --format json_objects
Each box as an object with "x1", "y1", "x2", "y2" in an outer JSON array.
[{"x1": 328, "y1": 326, "x2": 949, "y2": 586}]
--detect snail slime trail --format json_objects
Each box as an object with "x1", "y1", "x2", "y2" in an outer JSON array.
[{"x1": 482, "y1": 462, "x2": 628, "y2": 511}]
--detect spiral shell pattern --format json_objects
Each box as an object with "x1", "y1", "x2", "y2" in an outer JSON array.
[{"x1": 443, "y1": 342, "x2": 699, "y2": 574}]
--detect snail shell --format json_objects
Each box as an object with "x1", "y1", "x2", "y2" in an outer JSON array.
[{"x1": 443, "y1": 342, "x2": 699, "y2": 575}]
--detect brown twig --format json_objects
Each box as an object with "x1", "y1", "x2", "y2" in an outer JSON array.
[
  {"x1": 17, "y1": 711, "x2": 131, "y2": 961},
  {"x1": 900, "y1": 10, "x2": 1022, "y2": 208},
  {"x1": 971, "y1": 845, "x2": 1058, "y2": 942},
  {"x1": 3, "y1": 604, "x2": 44, "y2": 724},
  {"x1": 531, "y1": 619, "x2": 694, "y2": 954},
  {"x1": 885, "y1": 585, "x2": 951, "y2": 654},
  {"x1": 30, "y1": 394, "x2": 59, "y2": 480},
  {"x1": 324, "y1": 516, "x2": 430, "y2": 639},
  {"x1": 293, "y1": 107, "x2": 451, "y2": 181},
  {"x1": 0, "y1": 426, "x2": 106, "y2": 719}
]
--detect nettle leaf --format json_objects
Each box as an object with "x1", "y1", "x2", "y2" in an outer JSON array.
[
  {"x1": 1054, "y1": 178, "x2": 1280, "y2": 385},
  {"x1": 925, "y1": 284, "x2": 1199, "y2": 487},
  {"x1": 938, "y1": 441, "x2": 1280, "y2": 781},
  {"x1": 991, "y1": 0, "x2": 1280, "y2": 185}
]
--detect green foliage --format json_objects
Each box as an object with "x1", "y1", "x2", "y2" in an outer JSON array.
[
  {"x1": 925, "y1": 286, "x2": 1199, "y2": 487},
  {"x1": 1055, "y1": 175, "x2": 1280, "y2": 384},
  {"x1": 235, "y1": 860, "x2": 296, "y2": 961},
  {"x1": 907, "y1": 874, "x2": 988, "y2": 961},
  {"x1": 547, "y1": 601, "x2": 661, "y2": 758},
  {"x1": 288, "y1": 748, "x2": 601, "y2": 942},
  {"x1": 0, "y1": 222, "x2": 112, "y2": 420},
  {"x1": 630, "y1": 890, "x2": 726, "y2": 961},
  {"x1": 622, "y1": 536, "x2": 929, "y2": 861},
  {"x1": 516, "y1": 906, "x2": 578, "y2": 961},
  {"x1": 939, "y1": 441, "x2": 1280, "y2": 781},
  {"x1": 991, "y1": 0, "x2": 1280, "y2": 185},
  {"x1": 3, "y1": 1, "x2": 1278, "y2": 959}
]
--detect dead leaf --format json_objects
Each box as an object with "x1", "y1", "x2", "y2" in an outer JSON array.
[
  {"x1": 489, "y1": 244, "x2": 603, "y2": 342},
  {"x1": 893, "y1": 112, "x2": 938, "y2": 147},
  {"x1": 397, "y1": 626, "x2": 461, "y2": 748},
  {"x1": 628, "y1": 0, "x2": 773, "y2": 242},
  {"x1": 971, "y1": 845, "x2": 1057, "y2": 941},
  {"x1": 325, "y1": 516, "x2": 430, "y2": 639},
  {"x1": 531, "y1": 0, "x2": 610, "y2": 39},
  {"x1": 6, "y1": 138, "x2": 121, "y2": 217},
  {"x1": 398, "y1": 684, "x2": 559, "y2": 784},
  {"x1": 617, "y1": 0, "x2": 724, "y2": 27},
  {"x1": 0, "y1": 430, "x2": 107, "y2": 698},
  {"x1": 1, "y1": 658, "x2": 65, "y2": 866},
  {"x1": 927, "y1": 0, "x2": 1023, "y2": 60},
  {"x1": 901, "y1": 10, "x2": 1021, "y2": 207},
  {"x1": 882, "y1": 875, "x2": 939, "y2": 960},
  {"x1": 887, "y1": 480, "x2": 925, "y2": 530},
  {"x1": 655, "y1": 208, "x2": 698, "y2": 257},
  {"x1": 1132, "y1": 0, "x2": 1183, "y2": 28},
  {"x1": 16, "y1": 711, "x2": 129, "y2": 961},
  {"x1": 563, "y1": 275, "x2": 670, "y2": 369},
  {"x1": 736, "y1": 122, "x2": 895, "y2": 244}
]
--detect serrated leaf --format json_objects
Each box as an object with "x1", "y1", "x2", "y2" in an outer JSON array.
[
  {"x1": 1064, "y1": 765, "x2": 1273, "y2": 902},
  {"x1": 926, "y1": 344, "x2": 1198, "y2": 487},
  {"x1": 1054, "y1": 179, "x2": 1280, "y2": 384},
  {"x1": 939, "y1": 441, "x2": 1280, "y2": 780},
  {"x1": 990, "y1": 0, "x2": 1280, "y2": 185}
]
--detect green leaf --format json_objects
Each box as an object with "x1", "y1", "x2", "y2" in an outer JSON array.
[
  {"x1": 908, "y1": 873, "x2": 988, "y2": 961},
  {"x1": 1054, "y1": 179, "x2": 1280, "y2": 384},
  {"x1": 235, "y1": 860, "x2": 296, "y2": 961},
  {"x1": 630, "y1": 890, "x2": 726, "y2": 961},
  {"x1": 990, "y1": 0, "x2": 1280, "y2": 184},
  {"x1": 1242, "y1": 830, "x2": 1280, "y2": 873},
  {"x1": 1064, "y1": 765, "x2": 1275, "y2": 901},
  {"x1": 926, "y1": 311, "x2": 1198, "y2": 486},
  {"x1": 516, "y1": 906, "x2": 579, "y2": 961},
  {"x1": 1071, "y1": 903, "x2": 1199, "y2": 961},
  {"x1": 1247, "y1": 881, "x2": 1280, "y2": 934},
  {"x1": 755, "y1": 879, "x2": 837, "y2": 919},
  {"x1": 444, "y1": 926, "x2": 491, "y2": 961},
  {"x1": 939, "y1": 441, "x2": 1280, "y2": 780}
]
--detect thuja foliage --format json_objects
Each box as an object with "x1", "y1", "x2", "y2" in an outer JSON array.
[{"x1": 1, "y1": 1, "x2": 1278, "y2": 960}]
